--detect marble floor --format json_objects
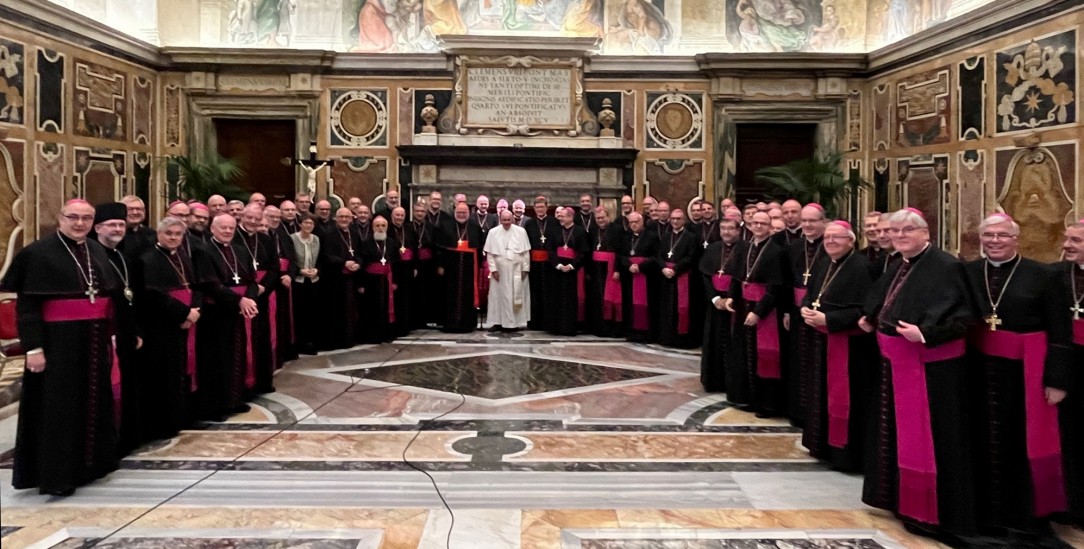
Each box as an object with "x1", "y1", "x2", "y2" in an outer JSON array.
[{"x1": 1, "y1": 330, "x2": 1081, "y2": 549}]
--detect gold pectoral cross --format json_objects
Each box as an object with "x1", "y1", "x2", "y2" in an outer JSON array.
[
  {"x1": 1072, "y1": 304, "x2": 1083, "y2": 320},
  {"x1": 667, "y1": 251, "x2": 673, "y2": 259},
  {"x1": 802, "y1": 271, "x2": 811, "y2": 285},
  {"x1": 540, "y1": 235, "x2": 546, "y2": 244},
  {"x1": 985, "y1": 313, "x2": 1002, "y2": 331},
  {"x1": 85, "y1": 285, "x2": 98, "y2": 304},
  {"x1": 811, "y1": 299, "x2": 821, "y2": 311}
]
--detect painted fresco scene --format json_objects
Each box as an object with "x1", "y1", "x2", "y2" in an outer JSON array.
[{"x1": 45, "y1": 0, "x2": 995, "y2": 54}]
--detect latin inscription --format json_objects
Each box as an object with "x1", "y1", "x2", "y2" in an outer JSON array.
[{"x1": 466, "y1": 67, "x2": 572, "y2": 127}]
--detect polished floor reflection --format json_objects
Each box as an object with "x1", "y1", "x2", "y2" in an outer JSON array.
[{"x1": 1, "y1": 330, "x2": 1081, "y2": 549}]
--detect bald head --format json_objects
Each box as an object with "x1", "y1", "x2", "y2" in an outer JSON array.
[{"x1": 782, "y1": 199, "x2": 802, "y2": 229}]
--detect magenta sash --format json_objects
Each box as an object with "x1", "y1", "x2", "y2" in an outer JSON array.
[
  {"x1": 794, "y1": 287, "x2": 807, "y2": 307},
  {"x1": 257, "y1": 270, "x2": 278, "y2": 370},
  {"x1": 593, "y1": 250, "x2": 622, "y2": 322},
  {"x1": 629, "y1": 257, "x2": 650, "y2": 331},
  {"x1": 665, "y1": 262, "x2": 690, "y2": 334},
  {"x1": 365, "y1": 263, "x2": 396, "y2": 324},
  {"x1": 558, "y1": 247, "x2": 585, "y2": 322},
  {"x1": 418, "y1": 248, "x2": 432, "y2": 261},
  {"x1": 971, "y1": 329, "x2": 1066, "y2": 515},
  {"x1": 42, "y1": 297, "x2": 113, "y2": 322},
  {"x1": 1073, "y1": 319, "x2": 1084, "y2": 346},
  {"x1": 279, "y1": 258, "x2": 295, "y2": 344},
  {"x1": 815, "y1": 324, "x2": 862, "y2": 448},
  {"x1": 401, "y1": 248, "x2": 414, "y2": 261},
  {"x1": 877, "y1": 333, "x2": 966, "y2": 525},
  {"x1": 168, "y1": 288, "x2": 198, "y2": 392},
  {"x1": 229, "y1": 286, "x2": 255, "y2": 389},
  {"x1": 712, "y1": 273, "x2": 732, "y2": 293},
  {"x1": 741, "y1": 283, "x2": 780, "y2": 379}
]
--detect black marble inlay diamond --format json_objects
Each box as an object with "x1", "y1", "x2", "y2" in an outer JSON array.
[{"x1": 340, "y1": 353, "x2": 665, "y2": 400}]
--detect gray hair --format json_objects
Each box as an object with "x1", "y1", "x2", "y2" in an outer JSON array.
[
  {"x1": 978, "y1": 213, "x2": 1020, "y2": 236},
  {"x1": 157, "y1": 216, "x2": 188, "y2": 232},
  {"x1": 888, "y1": 208, "x2": 928, "y2": 229}
]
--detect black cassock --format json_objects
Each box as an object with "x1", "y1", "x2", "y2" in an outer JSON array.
[
  {"x1": 657, "y1": 229, "x2": 701, "y2": 349},
  {"x1": 728, "y1": 237, "x2": 789, "y2": 414},
  {"x1": 318, "y1": 226, "x2": 363, "y2": 350},
  {"x1": 193, "y1": 239, "x2": 258, "y2": 420},
  {"x1": 861, "y1": 245, "x2": 978, "y2": 535},
  {"x1": 573, "y1": 209, "x2": 598, "y2": 241},
  {"x1": 271, "y1": 225, "x2": 299, "y2": 363},
  {"x1": 424, "y1": 210, "x2": 453, "y2": 324},
  {"x1": 234, "y1": 227, "x2": 281, "y2": 393},
  {"x1": 102, "y1": 245, "x2": 143, "y2": 453},
  {"x1": 698, "y1": 239, "x2": 744, "y2": 393},
  {"x1": 358, "y1": 237, "x2": 402, "y2": 343},
  {"x1": 799, "y1": 249, "x2": 876, "y2": 473},
  {"x1": 525, "y1": 216, "x2": 562, "y2": 330},
  {"x1": 546, "y1": 224, "x2": 590, "y2": 336},
  {"x1": 391, "y1": 223, "x2": 418, "y2": 337},
  {"x1": 964, "y1": 257, "x2": 1073, "y2": 529},
  {"x1": 470, "y1": 211, "x2": 498, "y2": 314},
  {"x1": 0, "y1": 234, "x2": 120, "y2": 494},
  {"x1": 409, "y1": 219, "x2": 439, "y2": 328},
  {"x1": 620, "y1": 230, "x2": 660, "y2": 343},
  {"x1": 1059, "y1": 261, "x2": 1084, "y2": 525},
  {"x1": 787, "y1": 236, "x2": 827, "y2": 427},
  {"x1": 138, "y1": 244, "x2": 201, "y2": 441},
  {"x1": 437, "y1": 220, "x2": 483, "y2": 333},
  {"x1": 586, "y1": 223, "x2": 626, "y2": 338}
]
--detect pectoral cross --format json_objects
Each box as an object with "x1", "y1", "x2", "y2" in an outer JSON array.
[
  {"x1": 811, "y1": 299, "x2": 821, "y2": 311},
  {"x1": 348, "y1": 248, "x2": 354, "y2": 256},
  {"x1": 85, "y1": 285, "x2": 98, "y2": 304},
  {"x1": 802, "y1": 271, "x2": 811, "y2": 285},
  {"x1": 1071, "y1": 303, "x2": 1083, "y2": 320},
  {"x1": 667, "y1": 251, "x2": 673, "y2": 259},
  {"x1": 457, "y1": 240, "x2": 464, "y2": 247},
  {"x1": 232, "y1": 273, "x2": 241, "y2": 284},
  {"x1": 540, "y1": 235, "x2": 547, "y2": 244},
  {"x1": 380, "y1": 258, "x2": 387, "y2": 265},
  {"x1": 596, "y1": 242, "x2": 601, "y2": 251},
  {"x1": 985, "y1": 313, "x2": 1002, "y2": 331},
  {"x1": 703, "y1": 241, "x2": 709, "y2": 249},
  {"x1": 400, "y1": 246, "x2": 406, "y2": 254},
  {"x1": 253, "y1": 260, "x2": 259, "y2": 271}
]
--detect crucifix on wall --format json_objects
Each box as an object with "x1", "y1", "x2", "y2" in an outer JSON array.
[{"x1": 286, "y1": 142, "x2": 330, "y2": 195}]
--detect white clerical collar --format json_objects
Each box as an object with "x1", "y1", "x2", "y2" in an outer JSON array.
[
  {"x1": 902, "y1": 243, "x2": 930, "y2": 262},
  {"x1": 787, "y1": 226, "x2": 801, "y2": 234},
  {"x1": 987, "y1": 254, "x2": 1018, "y2": 267},
  {"x1": 752, "y1": 236, "x2": 769, "y2": 246}
]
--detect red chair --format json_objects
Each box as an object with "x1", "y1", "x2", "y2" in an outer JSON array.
[{"x1": 0, "y1": 295, "x2": 24, "y2": 363}]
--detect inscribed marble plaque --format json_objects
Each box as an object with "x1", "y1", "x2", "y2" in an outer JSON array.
[{"x1": 465, "y1": 66, "x2": 573, "y2": 128}]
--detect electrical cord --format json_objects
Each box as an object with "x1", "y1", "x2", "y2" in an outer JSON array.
[
  {"x1": 401, "y1": 389, "x2": 467, "y2": 549},
  {"x1": 84, "y1": 325, "x2": 440, "y2": 547}
]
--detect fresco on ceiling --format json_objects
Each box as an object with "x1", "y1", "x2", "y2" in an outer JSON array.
[{"x1": 47, "y1": 0, "x2": 999, "y2": 54}]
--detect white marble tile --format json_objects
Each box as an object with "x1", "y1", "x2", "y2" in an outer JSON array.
[
  {"x1": 732, "y1": 471, "x2": 867, "y2": 509},
  {"x1": 418, "y1": 508, "x2": 520, "y2": 549}
]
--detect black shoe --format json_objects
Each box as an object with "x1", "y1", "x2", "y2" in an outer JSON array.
[
  {"x1": 488, "y1": 325, "x2": 503, "y2": 333},
  {"x1": 754, "y1": 410, "x2": 778, "y2": 419},
  {"x1": 43, "y1": 486, "x2": 75, "y2": 497},
  {"x1": 228, "y1": 404, "x2": 251, "y2": 414}
]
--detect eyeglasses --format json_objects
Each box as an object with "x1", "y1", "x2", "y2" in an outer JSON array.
[
  {"x1": 886, "y1": 226, "x2": 926, "y2": 235},
  {"x1": 62, "y1": 214, "x2": 95, "y2": 223},
  {"x1": 823, "y1": 234, "x2": 853, "y2": 242},
  {"x1": 980, "y1": 232, "x2": 1016, "y2": 241},
  {"x1": 748, "y1": 221, "x2": 769, "y2": 227}
]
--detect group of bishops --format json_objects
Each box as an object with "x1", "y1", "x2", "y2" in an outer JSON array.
[
  {"x1": 701, "y1": 203, "x2": 1083, "y2": 545},
  {"x1": 2, "y1": 189, "x2": 1082, "y2": 547}
]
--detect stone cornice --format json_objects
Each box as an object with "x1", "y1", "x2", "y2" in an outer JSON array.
[
  {"x1": 1, "y1": 0, "x2": 163, "y2": 68},
  {"x1": 695, "y1": 53, "x2": 868, "y2": 78},
  {"x1": 162, "y1": 48, "x2": 337, "y2": 73}
]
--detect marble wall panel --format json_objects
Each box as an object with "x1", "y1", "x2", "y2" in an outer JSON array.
[
  {"x1": 955, "y1": 150, "x2": 985, "y2": 260},
  {"x1": 0, "y1": 139, "x2": 25, "y2": 276},
  {"x1": 645, "y1": 92, "x2": 704, "y2": 150},
  {"x1": 330, "y1": 156, "x2": 388, "y2": 207},
  {"x1": 995, "y1": 142, "x2": 1076, "y2": 262},
  {"x1": 398, "y1": 88, "x2": 414, "y2": 145},
  {"x1": 995, "y1": 30, "x2": 1077, "y2": 134},
  {"x1": 871, "y1": 84, "x2": 891, "y2": 151},
  {"x1": 329, "y1": 89, "x2": 389, "y2": 148},
  {"x1": 36, "y1": 48, "x2": 66, "y2": 134},
  {"x1": 36, "y1": 142, "x2": 66, "y2": 236},
  {"x1": 164, "y1": 84, "x2": 182, "y2": 148},
  {"x1": 895, "y1": 67, "x2": 950, "y2": 147},
  {"x1": 0, "y1": 38, "x2": 25, "y2": 125},
  {"x1": 713, "y1": 110, "x2": 736, "y2": 200},
  {"x1": 132, "y1": 75, "x2": 152, "y2": 145},
  {"x1": 645, "y1": 159, "x2": 703, "y2": 210},
  {"x1": 73, "y1": 60, "x2": 128, "y2": 141},
  {"x1": 75, "y1": 147, "x2": 124, "y2": 205},
  {"x1": 621, "y1": 90, "x2": 635, "y2": 150},
  {"x1": 899, "y1": 154, "x2": 949, "y2": 248},
  {"x1": 957, "y1": 55, "x2": 985, "y2": 141},
  {"x1": 846, "y1": 89, "x2": 861, "y2": 152}
]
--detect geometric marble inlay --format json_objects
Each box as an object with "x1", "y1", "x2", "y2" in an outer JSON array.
[
  {"x1": 337, "y1": 352, "x2": 667, "y2": 402},
  {"x1": 578, "y1": 537, "x2": 889, "y2": 548},
  {"x1": 51, "y1": 537, "x2": 372, "y2": 548}
]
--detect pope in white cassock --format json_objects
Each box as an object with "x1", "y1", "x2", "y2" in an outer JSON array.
[{"x1": 484, "y1": 210, "x2": 532, "y2": 330}]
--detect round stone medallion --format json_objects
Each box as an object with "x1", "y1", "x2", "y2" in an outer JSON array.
[
  {"x1": 656, "y1": 102, "x2": 693, "y2": 140},
  {"x1": 340, "y1": 100, "x2": 378, "y2": 137}
]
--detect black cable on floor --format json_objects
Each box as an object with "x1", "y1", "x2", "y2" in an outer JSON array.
[
  {"x1": 82, "y1": 327, "x2": 434, "y2": 547},
  {"x1": 400, "y1": 389, "x2": 467, "y2": 549}
]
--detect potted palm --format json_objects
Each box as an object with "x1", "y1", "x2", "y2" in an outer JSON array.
[
  {"x1": 754, "y1": 152, "x2": 870, "y2": 220},
  {"x1": 167, "y1": 154, "x2": 247, "y2": 202}
]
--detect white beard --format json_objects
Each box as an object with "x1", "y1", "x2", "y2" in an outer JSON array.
[{"x1": 373, "y1": 232, "x2": 388, "y2": 242}]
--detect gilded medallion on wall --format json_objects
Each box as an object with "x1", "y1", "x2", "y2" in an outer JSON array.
[
  {"x1": 329, "y1": 89, "x2": 389, "y2": 147},
  {"x1": 995, "y1": 30, "x2": 1076, "y2": 134},
  {"x1": 645, "y1": 92, "x2": 704, "y2": 150}
]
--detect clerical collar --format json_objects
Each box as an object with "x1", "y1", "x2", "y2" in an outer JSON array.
[
  {"x1": 987, "y1": 254, "x2": 1018, "y2": 268},
  {"x1": 58, "y1": 232, "x2": 85, "y2": 246},
  {"x1": 211, "y1": 237, "x2": 230, "y2": 247},
  {"x1": 902, "y1": 243, "x2": 931, "y2": 262},
  {"x1": 752, "y1": 236, "x2": 768, "y2": 246},
  {"x1": 831, "y1": 248, "x2": 855, "y2": 263},
  {"x1": 155, "y1": 243, "x2": 177, "y2": 255},
  {"x1": 806, "y1": 236, "x2": 821, "y2": 244},
  {"x1": 672, "y1": 227, "x2": 684, "y2": 235},
  {"x1": 787, "y1": 226, "x2": 801, "y2": 234}
]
